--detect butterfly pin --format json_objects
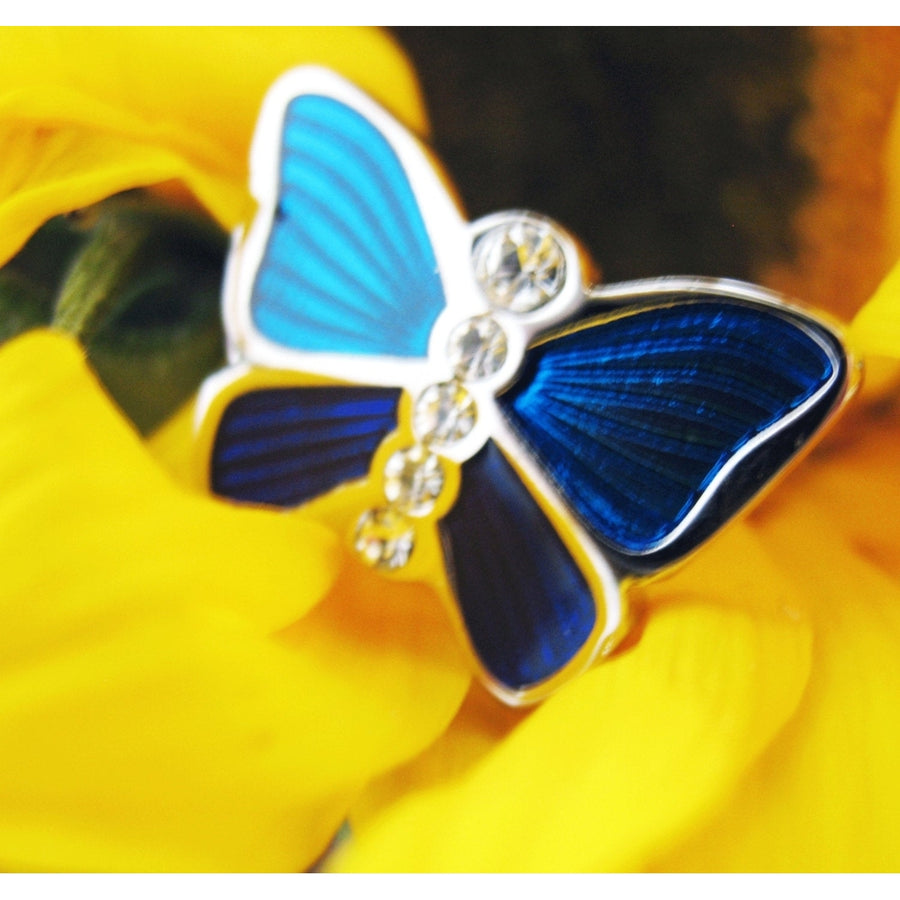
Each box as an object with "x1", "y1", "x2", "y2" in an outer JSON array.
[{"x1": 195, "y1": 66, "x2": 856, "y2": 706}]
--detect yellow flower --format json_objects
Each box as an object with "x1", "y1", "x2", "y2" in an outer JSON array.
[
  {"x1": 4, "y1": 26, "x2": 900, "y2": 874},
  {"x1": 0, "y1": 27, "x2": 468, "y2": 872}
]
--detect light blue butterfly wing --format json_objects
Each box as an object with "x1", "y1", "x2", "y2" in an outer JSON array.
[
  {"x1": 496, "y1": 294, "x2": 849, "y2": 573},
  {"x1": 235, "y1": 69, "x2": 469, "y2": 367}
]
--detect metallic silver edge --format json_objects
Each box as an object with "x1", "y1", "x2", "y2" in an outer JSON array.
[
  {"x1": 588, "y1": 274, "x2": 807, "y2": 308},
  {"x1": 194, "y1": 362, "x2": 254, "y2": 433}
]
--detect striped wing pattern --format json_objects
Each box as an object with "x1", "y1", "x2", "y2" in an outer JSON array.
[
  {"x1": 498, "y1": 299, "x2": 841, "y2": 564},
  {"x1": 250, "y1": 94, "x2": 446, "y2": 358},
  {"x1": 210, "y1": 384, "x2": 402, "y2": 508}
]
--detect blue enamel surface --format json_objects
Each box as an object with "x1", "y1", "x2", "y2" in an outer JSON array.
[
  {"x1": 499, "y1": 301, "x2": 836, "y2": 556},
  {"x1": 439, "y1": 441, "x2": 597, "y2": 691},
  {"x1": 211, "y1": 384, "x2": 401, "y2": 507},
  {"x1": 250, "y1": 95, "x2": 445, "y2": 357}
]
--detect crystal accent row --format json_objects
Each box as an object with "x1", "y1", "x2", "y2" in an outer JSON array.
[{"x1": 356, "y1": 216, "x2": 571, "y2": 571}]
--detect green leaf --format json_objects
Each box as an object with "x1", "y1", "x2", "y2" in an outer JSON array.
[
  {"x1": 70, "y1": 199, "x2": 229, "y2": 434},
  {"x1": 0, "y1": 268, "x2": 55, "y2": 344},
  {"x1": 2, "y1": 192, "x2": 229, "y2": 434},
  {"x1": 0, "y1": 212, "x2": 91, "y2": 344}
]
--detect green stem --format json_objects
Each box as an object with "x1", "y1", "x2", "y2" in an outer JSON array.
[{"x1": 53, "y1": 207, "x2": 160, "y2": 341}]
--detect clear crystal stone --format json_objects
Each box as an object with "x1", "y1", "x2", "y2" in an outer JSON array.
[
  {"x1": 473, "y1": 219, "x2": 567, "y2": 313},
  {"x1": 383, "y1": 445, "x2": 445, "y2": 516},
  {"x1": 414, "y1": 381, "x2": 477, "y2": 447},
  {"x1": 354, "y1": 507, "x2": 415, "y2": 570},
  {"x1": 446, "y1": 315, "x2": 508, "y2": 381}
]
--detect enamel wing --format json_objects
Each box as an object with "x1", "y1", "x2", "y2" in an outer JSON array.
[{"x1": 195, "y1": 67, "x2": 853, "y2": 706}]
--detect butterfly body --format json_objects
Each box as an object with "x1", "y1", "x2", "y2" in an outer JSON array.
[{"x1": 196, "y1": 66, "x2": 854, "y2": 705}]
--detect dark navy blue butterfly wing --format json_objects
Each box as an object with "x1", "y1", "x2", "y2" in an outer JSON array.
[
  {"x1": 439, "y1": 441, "x2": 598, "y2": 693},
  {"x1": 210, "y1": 384, "x2": 402, "y2": 507},
  {"x1": 250, "y1": 94, "x2": 446, "y2": 358},
  {"x1": 497, "y1": 299, "x2": 846, "y2": 572}
]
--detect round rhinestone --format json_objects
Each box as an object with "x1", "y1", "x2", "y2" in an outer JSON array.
[
  {"x1": 473, "y1": 219, "x2": 567, "y2": 313},
  {"x1": 447, "y1": 315, "x2": 508, "y2": 381},
  {"x1": 413, "y1": 381, "x2": 477, "y2": 447},
  {"x1": 354, "y1": 507, "x2": 415, "y2": 570},
  {"x1": 383, "y1": 445, "x2": 445, "y2": 516}
]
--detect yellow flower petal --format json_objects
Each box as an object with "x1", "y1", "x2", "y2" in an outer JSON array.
[
  {"x1": 0, "y1": 593, "x2": 461, "y2": 873},
  {"x1": 146, "y1": 396, "x2": 197, "y2": 473},
  {"x1": 650, "y1": 388, "x2": 900, "y2": 871},
  {"x1": 0, "y1": 604, "x2": 362, "y2": 871},
  {"x1": 284, "y1": 564, "x2": 470, "y2": 777},
  {"x1": 332, "y1": 525, "x2": 813, "y2": 872},
  {"x1": 0, "y1": 329, "x2": 338, "y2": 637},
  {"x1": 0, "y1": 330, "x2": 468, "y2": 871},
  {"x1": 849, "y1": 259, "x2": 900, "y2": 358},
  {"x1": 0, "y1": 26, "x2": 427, "y2": 267},
  {"x1": 337, "y1": 381, "x2": 900, "y2": 873}
]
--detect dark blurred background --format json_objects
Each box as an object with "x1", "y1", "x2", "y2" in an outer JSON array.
[{"x1": 390, "y1": 27, "x2": 815, "y2": 285}]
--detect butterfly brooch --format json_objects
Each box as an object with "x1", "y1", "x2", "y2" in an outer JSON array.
[{"x1": 195, "y1": 66, "x2": 857, "y2": 706}]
